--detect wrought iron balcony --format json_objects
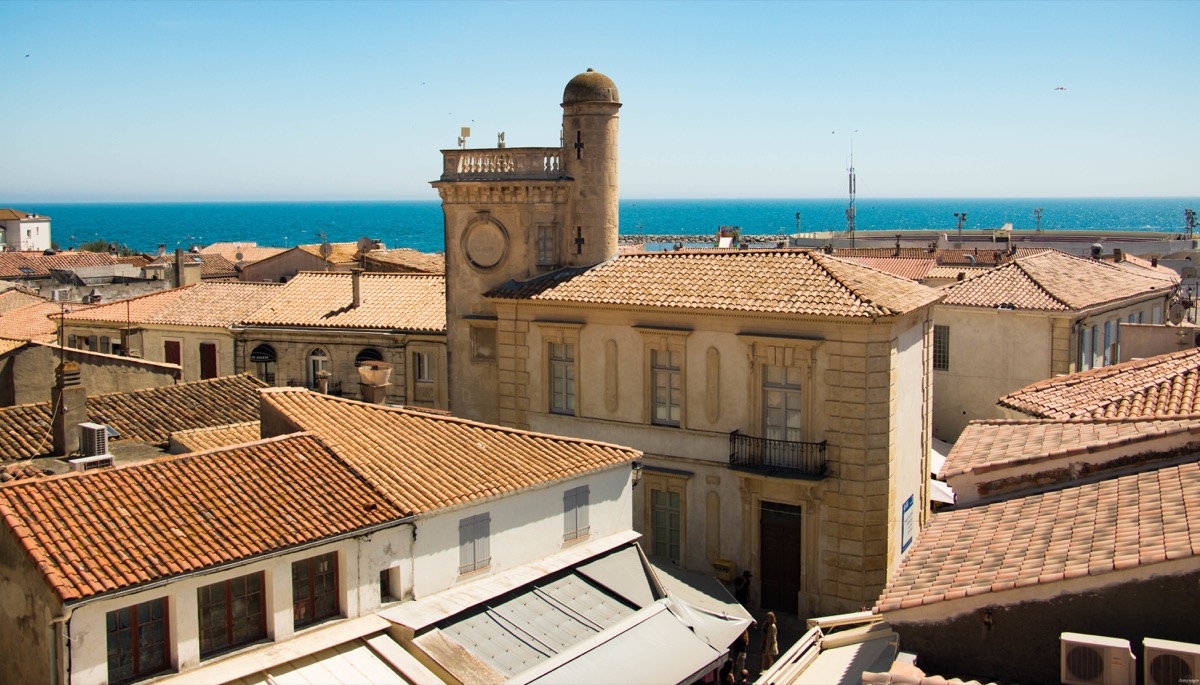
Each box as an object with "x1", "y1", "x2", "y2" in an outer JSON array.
[{"x1": 729, "y1": 430, "x2": 827, "y2": 479}]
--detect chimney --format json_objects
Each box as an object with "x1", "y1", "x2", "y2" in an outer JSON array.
[
  {"x1": 157, "y1": 244, "x2": 166, "y2": 257},
  {"x1": 1152, "y1": 257, "x2": 1160, "y2": 268},
  {"x1": 351, "y1": 268, "x2": 364, "y2": 308},
  {"x1": 316, "y1": 370, "x2": 330, "y2": 394},
  {"x1": 1114, "y1": 248, "x2": 1124, "y2": 263},
  {"x1": 174, "y1": 248, "x2": 201, "y2": 287},
  {"x1": 52, "y1": 362, "x2": 87, "y2": 456},
  {"x1": 358, "y1": 361, "x2": 392, "y2": 404}
]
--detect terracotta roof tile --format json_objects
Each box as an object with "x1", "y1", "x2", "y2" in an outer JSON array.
[
  {"x1": 0, "y1": 374, "x2": 266, "y2": 461},
  {"x1": 942, "y1": 250, "x2": 1171, "y2": 311},
  {"x1": 0, "y1": 209, "x2": 46, "y2": 221},
  {"x1": 943, "y1": 416, "x2": 1200, "y2": 478},
  {"x1": 199, "y1": 242, "x2": 287, "y2": 265},
  {"x1": 170, "y1": 421, "x2": 262, "y2": 453},
  {"x1": 0, "y1": 337, "x2": 27, "y2": 355},
  {"x1": 876, "y1": 460, "x2": 1200, "y2": 613},
  {"x1": 486, "y1": 250, "x2": 941, "y2": 318},
  {"x1": 0, "y1": 432, "x2": 406, "y2": 601},
  {"x1": 362, "y1": 248, "x2": 445, "y2": 274},
  {"x1": 243, "y1": 272, "x2": 445, "y2": 331},
  {"x1": 261, "y1": 388, "x2": 639, "y2": 515},
  {"x1": 0, "y1": 251, "x2": 118, "y2": 279},
  {"x1": 61, "y1": 282, "x2": 282, "y2": 328},
  {"x1": 999, "y1": 347, "x2": 1200, "y2": 419},
  {"x1": 0, "y1": 301, "x2": 94, "y2": 343},
  {"x1": 838, "y1": 257, "x2": 937, "y2": 281},
  {"x1": 0, "y1": 463, "x2": 50, "y2": 483},
  {"x1": 296, "y1": 242, "x2": 361, "y2": 264},
  {"x1": 0, "y1": 287, "x2": 45, "y2": 314}
]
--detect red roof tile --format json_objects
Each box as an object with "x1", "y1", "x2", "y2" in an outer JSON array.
[
  {"x1": 0, "y1": 432, "x2": 406, "y2": 601},
  {"x1": 999, "y1": 347, "x2": 1200, "y2": 419},
  {"x1": 943, "y1": 417, "x2": 1200, "y2": 478},
  {"x1": 261, "y1": 388, "x2": 639, "y2": 515},
  {"x1": 942, "y1": 250, "x2": 1171, "y2": 311},
  {"x1": 487, "y1": 250, "x2": 941, "y2": 319},
  {"x1": 362, "y1": 248, "x2": 445, "y2": 274},
  {"x1": 0, "y1": 251, "x2": 118, "y2": 279},
  {"x1": 838, "y1": 257, "x2": 937, "y2": 281},
  {"x1": 876, "y1": 460, "x2": 1200, "y2": 613},
  {"x1": 0, "y1": 301, "x2": 93, "y2": 343},
  {"x1": 243, "y1": 272, "x2": 445, "y2": 331},
  {"x1": 0, "y1": 374, "x2": 267, "y2": 461},
  {"x1": 61, "y1": 282, "x2": 282, "y2": 328}
]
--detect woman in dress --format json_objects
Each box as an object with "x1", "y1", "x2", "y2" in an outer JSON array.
[{"x1": 759, "y1": 611, "x2": 779, "y2": 671}]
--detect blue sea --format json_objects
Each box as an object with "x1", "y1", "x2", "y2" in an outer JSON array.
[{"x1": 8, "y1": 198, "x2": 1200, "y2": 254}]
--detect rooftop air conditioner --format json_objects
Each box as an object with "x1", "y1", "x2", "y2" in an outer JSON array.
[
  {"x1": 79, "y1": 422, "x2": 109, "y2": 458},
  {"x1": 69, "y1": 454, "x2": 114, "y2": 471},
  {"x1": 1061, "y1": 632, "x2": 1136, "y2": 685},
  {"x1": 1144, "y1": 637, "x2": 1200, "y2": 685}
]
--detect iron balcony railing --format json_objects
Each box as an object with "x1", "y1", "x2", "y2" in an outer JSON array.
[{"x1": 729, "y1": 430, "x2": 827, "y2": 478}]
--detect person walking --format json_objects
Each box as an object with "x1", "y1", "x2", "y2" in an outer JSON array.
[
  {"x1": 759, "y1": 611, "x2": 779, "y2": 672},
  {"x1": 731, "y1": 628, "x2": 749, "y2": 673}
]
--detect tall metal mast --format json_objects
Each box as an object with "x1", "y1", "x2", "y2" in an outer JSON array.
[{"x1": 845, "y1": 145, "x2": 856, "y2": 247}]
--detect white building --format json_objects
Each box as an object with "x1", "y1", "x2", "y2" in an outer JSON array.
[{"x1": 0, "y1": 208, "x2": 52, "y2": 252}]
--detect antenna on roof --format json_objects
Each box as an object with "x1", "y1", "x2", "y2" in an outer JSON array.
[
  {"x1": 845, "y1": 133, "x2": 857, "y2": 248},
  {"x1": 458, "y1": 127, "x2": 471, "y2": 149}
]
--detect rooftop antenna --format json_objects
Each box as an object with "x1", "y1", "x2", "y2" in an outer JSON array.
[
  {"x1": 458, "y1": 127, "x2": 471, "y2": 149},
  {"x1": 796, "y1": 211, "x2": 801, "y2": 235},
  {"x1": 497, "y1": 132, "x2": 506, "y2": 149},
  {"x1": 845, "y1": 134, "x2": 857, "y2": 248},
  {"x1": 954, "y1": 212, "x2": 968, "y2": 246},
  {"x1": 1186, "y1": 208, "x2": 1196, "y2": 240},
  {"x1": 1034, "y1": 208, "x2": 1044, "y2": 233}
]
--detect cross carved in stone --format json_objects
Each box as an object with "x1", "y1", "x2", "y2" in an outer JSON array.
[
  {"x1": 575, "y1": 131, "x2": 584, "y2": 160},
  {"x1": 575, "y1": 226, "x2": 585, "y2": 254}
]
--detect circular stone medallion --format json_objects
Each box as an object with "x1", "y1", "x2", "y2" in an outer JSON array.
[{"x1": 463, "y1": 220, "x2": 508, "y2": 269}]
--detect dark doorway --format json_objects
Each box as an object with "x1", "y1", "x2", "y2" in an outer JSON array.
[
  {"x1": 164, "y1": 340, "x2": 182, "y2": 380},
  {"x1": 759, "y1": 501, "x2": 801, "y2": 613},
  {"x1": 199, "y1": 343, "x2": 218, "y2": 379}
]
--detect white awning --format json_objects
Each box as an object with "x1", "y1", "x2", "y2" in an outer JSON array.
[
  {"x1": 930, "y1": 478, "x2": 956, "y2": 504},
  {"x1": 648, "y1": 557, "x2": 753, "y2": 650}
]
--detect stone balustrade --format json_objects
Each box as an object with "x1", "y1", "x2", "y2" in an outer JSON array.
[{"x1": 440, "y1": 148, "x2": 564, "y2": 182}]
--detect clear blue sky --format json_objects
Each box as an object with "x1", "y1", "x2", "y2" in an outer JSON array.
[{"x1": 2, "y1": 0, "x2": 1196, "y2": 202}]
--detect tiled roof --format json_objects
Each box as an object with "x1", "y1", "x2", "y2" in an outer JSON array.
[
  {"x1": 0, "y1": 463, "x2": 49, "y2": 483},
  {"x1": 0, "y1": 209, "x2": 46, "y2": 221},
  {"x1": 297, "y1": 242, "x2": 361, "y2": 264},
  {"x1": 362, "y1": 248, "x2": 445, "y2": 273},
  {"x1": 0, "y1": 432, "x2": 407, "y2": 601},
  {"x1": 149, "y1": 252, "x2": 239, "y2": 278},
  {"x1": 941, "y1": 250, "x2": 1171, "y2": 311},
  {"x1": 242, "y1": 272, "x2": 445, "y2": 331},
  {"x1": 486, "y1": 250, "x2": 941, "y2": 319},
  {"x1": 261, "y1": 388, "x2": 639, "y2": 515},
  {"x1": 1107, "y1": 252, "x2": 1180, "y2": 281},
  {"x1": 942, "y1": 417, "x2": 1200, "y2": 478},
  {"x1": 998, "y1": 347, "x2": 1200, "y2": 419},
  {"x1": 839, "y1": 257, "x2": 937, "y2": 281},
  {"x1": 0, "y1": 337, "x2": 26, "y2": 355},
  {"x1": 828, "y1": 247, "x2": 936, "y2": 259},
  {"x1": 0, "y1": 286, "x2": 45, "y2": 314},
  {"x1": 924, "y1": 266, "x2": 992, "y2": 281},
  {"x1": 875, "y1": 460, "x2": 1200, "y2": 613},
  {"x1": 0, "y1": 301, "x2": 89, "y2": 343},
  {"x1": 170, "y1": 421, "x2": 262, "y2": 453},
  {"x1": 113, "y1": 255, "x2": 150, "y2": 268},
  {"x1": 0, "y1": 374, "x2": 267, "y2": 461},
  {"x1": 0, "y1": 251, "x2": 117, "y2": 279},
  {"x1": 200, "y1": 242, "x2": 287, "y2": 265},
  {"x1": 61, "y1": 282, "x2": 282, "y2": 328}
]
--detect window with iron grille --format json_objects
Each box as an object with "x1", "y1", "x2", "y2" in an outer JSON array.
[
  {"x1": 549, "y1": 342, "x2": 576, "y2": 415},
  {"x1": 292, "y1": 552, "x2": 339, "y2": 628},
  {"x1": 933, "y1": 325, "x2": 950, "y2": 371},
  {"x1": 198, "y1": 572, "x2": 265, "y2": 658},
  {"x1": 458, "y1": 512, "x2": 491, "y2": 574},
  {"x1": 563, "y1": 485, "x2": 590, "y2": 541},
  {"x1": 107, "y1": 597, "x2": 169, "y2": 683}
]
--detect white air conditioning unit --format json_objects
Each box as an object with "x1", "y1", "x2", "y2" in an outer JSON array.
[
  {"x1": 1061, "y1": 633, "x2": 1136, "y2": 685},
  {"x1": 70, "y1": 454, "x2": 114, "y2": 471},
  {"x1": 79, "y1": 422, "x2": 109, "y2": 458},
  {"x1": 1144, "y1": 637, "x2": 1200, "y2": 685}
]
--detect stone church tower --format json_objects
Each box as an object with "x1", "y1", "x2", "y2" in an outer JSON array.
[{"x1": 433, "y1": 69, "x2": 621, "y2": 422}]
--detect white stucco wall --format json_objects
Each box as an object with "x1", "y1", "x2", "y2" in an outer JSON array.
[
  {"x1": 891, "y1": 316, "x2": 929, "y2": 569},
  {"x1": 64, "y1": 525, "x2": 413, "y2": 685},
  {"x1": 410, "y1": 466, "x2": 631, "y2": 599}
]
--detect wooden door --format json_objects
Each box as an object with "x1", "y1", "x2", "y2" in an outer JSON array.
[
  {"x1": 759, "y1": 501, "x2": 801, "y2": 613},
  {"x1": 200, "y1": 343, "x2": 217, "y2": 379},
  {"x1": 164, "y1": 340, "x2": 181, "y2": 379}
]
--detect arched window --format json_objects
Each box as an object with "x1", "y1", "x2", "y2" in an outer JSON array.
[
  {"x1": 308, "y1": 348, "x2": 329, "y2": 389},
  {"x1": 250, "y1": 344, "x2": 277, "y2": 384},
  {"x1": 354, "y1": 348, "x2": 384, "y2": 367}
]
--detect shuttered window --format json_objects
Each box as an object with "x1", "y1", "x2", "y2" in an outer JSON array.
[
  {"x1": 563, "y1": 485, "x2": 590, "y2": 541},
  {"x1": 458, "y1": 513, "x2": 491, "y2": 574}
]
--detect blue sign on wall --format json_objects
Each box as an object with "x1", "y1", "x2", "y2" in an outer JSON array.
[{"x1": 901, "y1": 495, "x2": 915, "y2": 554}]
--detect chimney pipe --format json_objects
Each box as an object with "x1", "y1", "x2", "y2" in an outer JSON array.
[
  {"x1": 52, "y1": 362, "x2": 86, "y2": 456},
  {"x1": 1114, "y1": 248, "x2": 1123, "y2": 263},
  {"x1": 351, "y1": 268, "x2": 364, "y2": 308}
]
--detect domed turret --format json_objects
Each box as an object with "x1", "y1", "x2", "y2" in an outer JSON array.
[{"x1": 563, "y1": 68, "x2": 620, "y2": 105}]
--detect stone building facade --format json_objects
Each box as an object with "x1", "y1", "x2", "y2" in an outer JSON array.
[{"x1": 433, "y1": 69, "x2": 939, "y2": 616}]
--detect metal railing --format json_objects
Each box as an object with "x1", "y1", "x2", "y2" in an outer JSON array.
[{"x1": 729, "y1": 430, "x2": 826, "y2": 478}]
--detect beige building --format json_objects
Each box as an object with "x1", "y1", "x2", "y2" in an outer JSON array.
[
  {"x1": 233, "y1": 270, "x2": 448, "y2": 409},
  {"x1": 932, "y1": 249, "x2": 1176, "y2": 441},
  {"x1": 434, "y1": 69, "x2": 941, "y2": 617},
  {"x1": 58, "y1": 282, "x2": 283, "y2": 382}
]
